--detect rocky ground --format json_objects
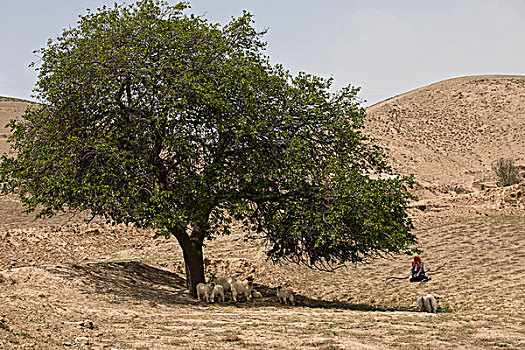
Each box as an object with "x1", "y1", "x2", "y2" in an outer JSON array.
[{"x1": 0, "y1": 181, "x2": 524, "y2": 349}]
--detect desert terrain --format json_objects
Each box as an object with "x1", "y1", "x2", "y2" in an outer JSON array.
[{"x1": 0, "y1": 76, "x2": 524, "y2": 349}]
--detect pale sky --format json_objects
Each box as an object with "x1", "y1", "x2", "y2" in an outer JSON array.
[{"x1": 1, "y1": 0, "x2": 524, "y2": 106}]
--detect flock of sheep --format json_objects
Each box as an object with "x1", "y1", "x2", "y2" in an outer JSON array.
[
  {"x1": 196, "y1": 274, "x2": 295, "y2": 306},
  {"x1": 196, "y1": 274, "x2": 441, "y2": 313}
]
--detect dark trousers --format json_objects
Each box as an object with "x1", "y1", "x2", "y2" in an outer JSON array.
[{"x1": 410, "y1": 275, "x2": 430, "y2": 282}]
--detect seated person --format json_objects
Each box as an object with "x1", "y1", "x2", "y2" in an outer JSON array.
[{"x1": 410, "y1": 254, "x2": 430, "y2": 282}]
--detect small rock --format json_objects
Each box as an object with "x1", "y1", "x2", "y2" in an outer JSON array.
[
  {"x1": 84, "y1": 228, "x2": 100, "y2": 235},
  {"x1": 0, "y1": 318, "x2": 9, "y2": 330},
  {"x1": 80, "y1": 320, "x2": 94, "y2": 329},
  {"x1": 75, "y1": 336, "x2": 89, "y2": 346}
]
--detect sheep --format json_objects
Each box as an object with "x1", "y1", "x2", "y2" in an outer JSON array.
[
  {"x1": 231, "y1": 276, "x2": 254, "y2": 302},
  {"x1": 196, "y1": 283, "x2": 207, "y2": 301},
  {"x1": 424, "y1": 294, "x2": 441, "y2": 313},
  {"x1": 417, "y1": 296, "x2": 425, "y2": 312},
  {"x1": 196, "y1": 282, "x2": 215, "y2": 302},
  {"x1": 251, "y1": 289, "x2": 263, "y2": 298},
  {"x1": 211, "y1": 284, "x2": 225, "y2": 303},
  {"x1": 417, "y1": 294, "x2": 441, "y2": 313},
  {"x1": 276, "y1": 286, "x2": 295, "y2": 306},
  {"x1": 204, "y1": 282, "x2": 216, "y2": 302},
  {"x1": 210, "y1": 274, "x2": 235, "y2": 293}
]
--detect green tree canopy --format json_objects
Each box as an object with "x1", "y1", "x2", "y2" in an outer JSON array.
[{"x1": 1, "y1": 0, "x2": 416, "y2": 294}]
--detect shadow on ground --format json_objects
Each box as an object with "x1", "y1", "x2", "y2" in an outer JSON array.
[
  {"x1": 253, "y1": 284, "x2": 412, "y2": 312},
  {"x1": 48, "y1": 261, "x2": 197, "y2": 305},
  {"x1": 47, "y1": 261, "x2": 411, "y2": 312}
]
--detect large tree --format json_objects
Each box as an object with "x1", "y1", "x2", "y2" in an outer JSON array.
[{"x1": 0, "y1": 0, "x2": 416, "y2": 294}]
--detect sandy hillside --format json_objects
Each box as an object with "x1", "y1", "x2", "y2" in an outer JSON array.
[
  {"x1": 0, "y1": 76, "x2": 524, "y2": 349},
  {"x1": 0, "y1": 97, "x2": 31, "y2": 155},
  {"x1": 366, "y1": 75, "x2": 525, "y2": 190}
]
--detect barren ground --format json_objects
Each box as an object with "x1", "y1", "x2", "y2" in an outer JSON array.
[{"x1": 1, "y1": 77, "x2": 524, "y2": 349}]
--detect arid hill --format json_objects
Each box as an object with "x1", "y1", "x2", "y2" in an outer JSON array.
[
  {"x1": 0, "y1": 97, "x2": 31, "y2": 155},
  {"x1": 366, "y1": 75, "x2": 525, "y2": 190}
]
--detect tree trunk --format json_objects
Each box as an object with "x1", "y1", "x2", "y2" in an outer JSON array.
[
  {"x1": 171, "y1": 227, "x2": 206, "y2": 297},
  {"x1": 182, "y1": 241, "x2": 205, "y2": 297}
]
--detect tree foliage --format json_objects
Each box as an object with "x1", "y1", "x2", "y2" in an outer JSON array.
[{"x1": 0, "y1": 0, "x2": 416, "y2": 291}]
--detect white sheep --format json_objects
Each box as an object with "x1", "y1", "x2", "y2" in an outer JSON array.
[
  {"x1": 196, "y1": 282, "x2": 215, "y2": 302},
  {"x1": 231, "y1": 277, "x2": 254, "y2": 302},
  {"x1": 417, "y1": 294, "x2": 441, "y2": 313},
  {"x1": 211, "y1": 284, "x2": 225, "y2": 303},
  {"x1": 210, "y1": 274, "x2": 235, "y2": 293},
  {"x1": 276, "y1": 286, "x2": 295, "y2": 306},
  {"x1": 204, "y1": 282, "x2": 216, "y2": 302},
  {"x1": 196, "y1": 283, "x2": 206, "y2": 301},
  {"x1": 417, "y1": 295, "x2": 425, "y2": 311}
]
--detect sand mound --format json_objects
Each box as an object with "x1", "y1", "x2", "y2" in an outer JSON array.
[
  {"x1": 366, "y1": 75, "x2": 525, "y2": 189},
  {"x1": 0, "y1": 97, "x2": 31, "y2": 155}
]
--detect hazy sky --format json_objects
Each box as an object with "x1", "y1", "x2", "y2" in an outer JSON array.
[{"x1": 1, "y1": 0, "x2": 524, "y2": 105}]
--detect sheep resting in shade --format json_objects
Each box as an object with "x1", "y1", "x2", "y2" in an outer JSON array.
[{"x1": 231, "y1": 277, "x2": 254, "y2": 302}]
